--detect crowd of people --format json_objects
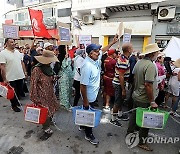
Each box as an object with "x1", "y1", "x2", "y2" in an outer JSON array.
[{"x1": 0, "y1": 36, "x2": 179, "y2": 151}]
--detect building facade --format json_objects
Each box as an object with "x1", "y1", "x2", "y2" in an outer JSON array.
[
  {"x1": 4, "y1": 0, "x2": 72, "y2": 46},
  {"x1": 3, "y1": 0, "x2": 180, "y2": 50}
]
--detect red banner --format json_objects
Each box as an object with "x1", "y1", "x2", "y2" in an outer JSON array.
[{"x1": 28, "y1": 8, "x2": 52, "y2": 38}]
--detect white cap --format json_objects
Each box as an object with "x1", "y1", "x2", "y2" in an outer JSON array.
[
  {"x1": 36, "y1": 47, "x2": 43, "y2": 51},
  {"x1": 44, "y1": 42, "x2": 53, "y2": 49}
]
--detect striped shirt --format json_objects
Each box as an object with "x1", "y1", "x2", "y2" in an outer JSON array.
[{"x1": 112, "y1": 54, "x2": 130, "y2": 85}]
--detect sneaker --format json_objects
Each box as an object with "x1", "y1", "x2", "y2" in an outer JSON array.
[
  {"x1": 11, "y1": 106, "x2": 21, "y2": 112},
  {"x1": 173, "y1": 112, "x2": 180, "y2": 118},
  {"x1": 79, "y1": 126, "x2": 85, "y2": 131},
  {"x1": 169, "y1": 111, "x2": 174, "y2": 115},
  {"x1": 110, "y1": 119, "x2": 122, "y2": 127},
  {"x1": 85, "y1": 134, "x2": 99, "y2": 145},
  {"x1": 117, "y1": 114, "x2": 129, "y2": 121},
  {"x1": 103, "y1": 106, "x2": 110, "y2": 113}
]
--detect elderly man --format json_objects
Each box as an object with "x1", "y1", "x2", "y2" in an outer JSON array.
[
  {"x1": 110, "y1": 43, "x2": 133, "y2": 127},
  {"x1": 0, "y1": 38, "x2": 26, "y2": 112},
  {"x1": 80, "y1": 35, "x2": 118, "y2": 145},
  {"x1": 126, "y1": 43, "x2": 159, "y2": 151}
]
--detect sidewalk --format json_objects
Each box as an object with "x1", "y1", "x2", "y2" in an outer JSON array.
[{"x1": 0, "y1": 95, "x2": 179, "y2": 154}]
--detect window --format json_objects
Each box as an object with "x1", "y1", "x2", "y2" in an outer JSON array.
[
  {"x1": 58, "y1": 8, "x2": 71, "y2": 17},
  {"x1": 42, "y1": 8, "x2": 53, "y2": 19},
  {"x1": 18, "y1": 13, "x2": 25, "y2": 21}
]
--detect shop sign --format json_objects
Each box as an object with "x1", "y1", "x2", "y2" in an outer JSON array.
[
  {"x1": 20, "y1": 25, "x2": 32, "y2": 31},
  {"x1": 20, "y1": 23, "x2": 56, "y2": 31},
  {"x1": 167, "y1": 23, "x2": 180, "y2": 34}
]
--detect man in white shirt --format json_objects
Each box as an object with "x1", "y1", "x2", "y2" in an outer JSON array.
[
  {"x1": 73, "y1": 49, "x2": 85, "y2": 106},
  {"x1": 0, "y1": 38, "x2": 26, "y2": 112}
]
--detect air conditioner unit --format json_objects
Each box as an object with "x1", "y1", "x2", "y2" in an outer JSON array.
[
  {"x1": 158, "y1": 6, "x2": 176, "y2": 20},
  {"x1": 83, "y1": 15, "x2": 94, "y2": 24}
]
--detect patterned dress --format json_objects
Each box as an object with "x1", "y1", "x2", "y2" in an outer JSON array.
[
  {"x1": 58, "y1": 58, "x2": 74, "y2": 109},
  {"x1": 30, "y1": 67, "x2": 59, "y2": 117}
]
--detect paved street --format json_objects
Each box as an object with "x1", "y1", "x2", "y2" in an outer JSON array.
[{"x1": 0, "y1": 93, "x2": 179, "y2": 154}]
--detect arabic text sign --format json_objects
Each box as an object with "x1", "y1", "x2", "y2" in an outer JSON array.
[
  {"x1": 79, "y1": 35, "x2": 91, "y2": 47},
  {"x1": 123, "y1": 28, "x2": 132, "y2": 43},
  {"x1": 3, "y1": 25, "x2": 19, "y2": 39},
  {"x1": 75, "y1": 110, "x2": 95, "y2": 127},
  {"x1": 143, "y1": 112, "x2": 164, "y2": 129},
  {"x1": 25, "y1": 107, "x2": 40, "y2": 123}
]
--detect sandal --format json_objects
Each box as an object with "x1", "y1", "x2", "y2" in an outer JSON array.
[
  {"x1": 44, "y1": 128, "x2": 53, "y2": 134},
  {"x1": 138, "y1": 144, "x2": 153, "y2": 151}
]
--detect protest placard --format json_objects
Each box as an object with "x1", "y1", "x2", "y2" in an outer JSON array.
[
  {"x1": 73, "y1": 17, "x2": 81, "y2": 30},
  {"x1": 163, "y1": 37, "x2": 180, "y2": 61},
  {"x1": 57, "y1": 22, "x2": 71, "y2": 45},
  {"x1": 3, "y1": 24, "x2": 19, "y2": 39},
  {"x1": 123, "y1": 28, "x2": 132, "y2": 43},
  {"x1": 117, "y1": 22, "x2": 123, "y2": 39},
  {"x1": 78, "y1": 35, "x2": 92, "y2": 47}
]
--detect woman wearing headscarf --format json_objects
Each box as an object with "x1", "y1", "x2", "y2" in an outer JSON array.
[
  {"x1": 56, "y1": 45, "x2": 74, "y2": 110},
  {"x1": 30, "y1": 50, "x2": 59, "y2": 137}
]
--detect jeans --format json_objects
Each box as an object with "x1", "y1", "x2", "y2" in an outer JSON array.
[
  {"x1": 73, "y1": 80, "x2": 81, "y2": 106},
  {"x1": 172, "y1": 89, "x2": 180, "y2": 112},
  {"x1": 127, "y1": 100, "x2": 150, "y2": 144},
  {"x1": 9, "y1": 79, "x2": 23, "y2": 107}
]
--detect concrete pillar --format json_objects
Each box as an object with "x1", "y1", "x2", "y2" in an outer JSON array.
[
  {"x1": 103, "y1": 36, "x2": 109, "y2": 47},
  {"x1": 151, "y1": 15, "x2": 158, "y2": 43},
  {"x1": 143, "y1": 36, "x2": 150, "y2": 51},
  {"x1": 99, "y1": 35, "x2": 104, "y2": 46}
]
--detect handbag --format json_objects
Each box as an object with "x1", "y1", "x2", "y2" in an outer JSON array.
[
  {"x1": 136, "y1": 107, "x2": 169, "y2": 129},
  {"x1": 24, "y1": 104, "x2": 48, "y2": 124},
  {"x1": 72, "y1": 105, "x2": 102, "y2": 127},
  {"x1": 0, "y1": 82, "x2": 14, "y2": 100}
]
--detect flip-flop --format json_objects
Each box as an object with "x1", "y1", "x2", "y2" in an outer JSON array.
[{"x1": 138, "y1": 144, "x2": 153, "y2": 151}]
